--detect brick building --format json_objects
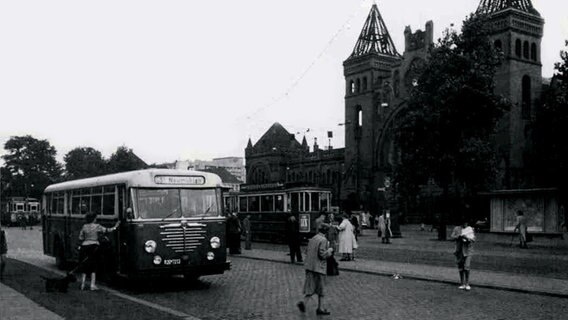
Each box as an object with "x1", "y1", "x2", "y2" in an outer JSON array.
[
  {"x1": 246, "y1": 0, "x2": 547, "y2": 215},
  {"x1": 245, "y1": 123, "x2": 344, "y2": 206}
]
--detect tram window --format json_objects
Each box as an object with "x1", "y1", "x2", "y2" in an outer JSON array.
[
  {"x1": 92, "y1": 195, "x2": 102, "y2": 215},
  {"x1": 291, "y1": 193, "x2": 299, "y2": 212},
  {"x1": 311, "y1": 192, "x2": 320, "y2": 212},
  {"x1": 320, "y1": 193, "x2": 329, "y2": 211},
  {"x1": 275, "y1": 195, "x2": 284, "y2": 212},
  {"x1": 261, "y1": 195, "x2": 274, "y2": 212},
  {"x1": 56, "y1": 193, "x2": 64, "y2": 214},
  {"x1": 103, "y1": 193, "x2": 115, "y2": 215},
  {"x1": 239, "y1": 196, "x2": 247, "y2": 212},
  {"x1": 16, "y1": 203, "x2": 24, "y2": 211},
  {"x1": 249, "y1": 196, "x2": 260, "y2": 212}
]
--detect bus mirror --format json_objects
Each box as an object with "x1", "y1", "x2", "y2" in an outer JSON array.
[{"x1": 126, "y1": 207, "x2": 134, "y2": 220}]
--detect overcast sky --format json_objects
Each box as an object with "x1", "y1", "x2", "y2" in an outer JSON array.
[{"x1": 1, "y1": 0, "x2": 566, "y2": 165}]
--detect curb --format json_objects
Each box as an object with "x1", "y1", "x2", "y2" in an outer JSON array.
[{"x1": 237, "y1": 254, "x2": 568, "y2": 299}]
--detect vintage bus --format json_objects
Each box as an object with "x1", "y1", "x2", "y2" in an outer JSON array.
[
  {"x1": 42, "y1": 169, "x2": 230, "y2": 279},
  {"x1": 1, "y1": 197, "x2": 40, "y2": 227},
  {"x1": 224, "y1": 183, "x2": 332, "y2": 242}
]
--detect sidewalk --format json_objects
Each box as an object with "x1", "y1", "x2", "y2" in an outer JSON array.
[{"x1": 0, "y1": 282, "x2": 63, "y2": 320}]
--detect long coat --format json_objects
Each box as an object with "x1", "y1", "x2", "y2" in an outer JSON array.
[
  {"x1": 285, "y1": 216, "x2": 301, "y2": 246},
  {"x1": 304, "y1": 233, "x2": 332, "y2": 275},
  {"x1": 337, "y1": 218, "x2": 357, "y2": 254}
]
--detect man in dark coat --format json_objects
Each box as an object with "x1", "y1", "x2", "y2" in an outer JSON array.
[
  {"x1": 242, "y1": 215, "x2": 252, "y2": 250},
  {"x1": 226, "y1": 212, "x2": 242, "y2": 254},
  {"x1": 285, "y1": 213, "x2": 303, "y2": 263},
  {"x1": 0, "y1": 226, "x2": 7, "y2": 281}
]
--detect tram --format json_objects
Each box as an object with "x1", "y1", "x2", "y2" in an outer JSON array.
[
  {"x1": 42, "y1": 169, "x2": 230, "y2": 279},
  {"x1": 224, "y1": 183, "x2": 332, "y2": 242},
  {"x1": 1, "y1": 197, "x2": 41, "y2": 227}
]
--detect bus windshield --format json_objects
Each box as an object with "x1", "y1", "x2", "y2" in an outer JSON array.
[{"x1": 135, "y1": 188, "x2": 220, "y2": 219}]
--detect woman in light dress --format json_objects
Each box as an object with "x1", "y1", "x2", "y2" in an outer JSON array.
[{"x1": 337, "y1": 214, "x2": 358, "y2": 261}]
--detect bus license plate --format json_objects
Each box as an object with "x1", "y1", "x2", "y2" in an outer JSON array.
[{"x1": 164, "y1": 259, "x2": 181, "y2": 265}]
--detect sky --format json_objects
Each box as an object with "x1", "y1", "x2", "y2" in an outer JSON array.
[{"x1": 1, "y1": 0, "x2": 567, "y2": 165}]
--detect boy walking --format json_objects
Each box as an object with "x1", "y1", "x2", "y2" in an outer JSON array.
[{"x1": 450, "y1": 219, "x2": 475, "y2": 291}]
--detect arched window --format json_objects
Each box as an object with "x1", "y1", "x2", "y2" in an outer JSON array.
[
  {"x1": 515, "y1": 39, "x2": 521, "y2": 57},
  {"x1": 362, "y1": 77, "x2": 368, "y2": 91},
  {"x1": 357, "y1": 107, "x2": 363, "y2": 127},
  {"x1": 356, "y1": 79, "x2": 361, "y2": 93},
  {"x1": 494, "y1": 39, "x2": 502, "y2": 51},
  {"x1": 522, "y1": 75, "x2": 531, "y2": 119},
  {"x1": 531, "y1": 43, "x2": 537, "y2": 61},
  {"x1": 523, "y1": 41, "x2": 529, "y2": 59},
  {"x1": 349, "y1": 80, "x2": 355, "y2": 94}
]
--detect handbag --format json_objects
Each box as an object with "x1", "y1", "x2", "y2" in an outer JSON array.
[{"x1": 326, "y1": 255, "x2": 339, "y2": 276}]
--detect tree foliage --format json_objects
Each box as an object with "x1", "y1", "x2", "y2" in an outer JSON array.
[
  {"x1": 107, "y1": 146, "x2": 147, "y2": 174},
  {"x1": 394, "y1": 15, "x2": 509, "y2": 231},
  {"x1": 1, "y1": 135, "x2": 63, "y2": 199},
  {"x1": 64, "y1": 147, "x2": 107, "y2": 180},
  {"x1": 532, "y1": 40, "x2": 568, "y2": 199}
]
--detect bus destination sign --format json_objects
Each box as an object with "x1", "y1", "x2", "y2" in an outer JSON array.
[{"x1": 154, "y1": 175, "x2": 205, "y2": 185}]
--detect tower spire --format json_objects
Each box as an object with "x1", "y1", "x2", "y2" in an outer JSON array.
[
  {"x1": 476, "y1": 0, "x2": 540, "y2": 16},
  {"x1": 349, "y1": 4, "x2": 399, "y2": 58}
]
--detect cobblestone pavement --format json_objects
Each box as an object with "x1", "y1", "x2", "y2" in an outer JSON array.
[
  {"x1": 125, "y1": 256, "x2": 568, "y2": 320},
  {"x1": 4, "y1": 227, "x2": 568, "y2": 320}
]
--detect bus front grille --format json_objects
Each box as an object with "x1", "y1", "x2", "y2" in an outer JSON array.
[{"x1": 160, "y1": 223, "x2": 207, "y2": 253}]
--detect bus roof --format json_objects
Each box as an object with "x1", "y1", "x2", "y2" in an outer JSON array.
[{"x1": 44, "y1": 169, "x2": 224, "y2": 193}]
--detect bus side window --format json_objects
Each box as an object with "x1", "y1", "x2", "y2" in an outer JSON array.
[
  {"x1": 103, "y1": 186, "x2": 115, "y2": 216},
  {"x1": 118, "y1": 185, "x2": 125, "y2": 218}
]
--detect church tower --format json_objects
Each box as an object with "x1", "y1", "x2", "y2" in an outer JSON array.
[
  {"x1": 343, "y1": 4, "x2": 401, "y2": 208},
  {"x1": 477, "y1": 0, "x2": 544, "y2": 188}
]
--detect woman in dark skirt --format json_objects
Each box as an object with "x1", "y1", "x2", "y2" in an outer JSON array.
[{"x1": 78, "y1": 212, "x2": 119, "y2": 290}]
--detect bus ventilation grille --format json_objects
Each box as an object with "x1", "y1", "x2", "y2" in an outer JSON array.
[{"x1": 160, "y1": 225, "x2": 207, "y2": 253}]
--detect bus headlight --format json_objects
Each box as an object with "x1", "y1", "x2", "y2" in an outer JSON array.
[
  {"x1": 144, "y1": 240, "x2": 157, "y2": 253},
  {"x1": 153, "y1": 255, "x2": 162, "y2": 265},
  {"x1": 207, "y1": 252, "x2": 215, "y2": 260},
  {"x1": 210, "y1": 237, "x2": 220, "y2": 249}
]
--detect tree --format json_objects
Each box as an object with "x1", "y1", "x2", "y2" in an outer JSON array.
[
  {"x1": 106, "y1": 146, "x2": 147, "y2": 174},
  {"x1": 531, "y1": 40, "x2": 568, "y2": 202},
  {"x1": 64, "y1": 147, "x2": 107, "y2": 180},
  {"x1": 394, "y1": 15, "x2": 508, "y2": 239},
  {"x1": 1, "y1": 135, "x2": 63, "y2": 199}
]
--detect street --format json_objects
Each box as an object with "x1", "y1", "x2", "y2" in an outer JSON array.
[{"x1": 2, "y1": 227, "x2": 568, "y2": 319}]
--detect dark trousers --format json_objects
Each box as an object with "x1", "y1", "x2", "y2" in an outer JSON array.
[
  {"x1": 228, "y1": 233, "x2": 241, "y2": 254},
  {"x1": 288, "y1": 242, "x2": 302, "y2": 263}
]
